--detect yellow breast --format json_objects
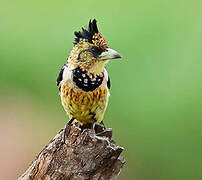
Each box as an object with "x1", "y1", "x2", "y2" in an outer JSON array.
[{"x1": 61, "y1": 84, "x2": 109, "y2": 125}]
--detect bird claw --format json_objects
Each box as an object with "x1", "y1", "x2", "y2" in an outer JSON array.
[
  {"x1": 62, "y1": 118, "x2": 75, "y2": 144},
  {"x1": 96, "y1": 128, "x2": 112, "y2": 139},
  {"x1": 62, "y1": 123, "x2": 71, "y2": 144},
  {"x1": 94, "y1": 122, "x2": 105, "y2": 134},
  {"x1": 92, "y1": 122, "x2": 96, "y2": 131},
  {"x1": 92, "y1": 122, "x2": 112, "y2": 139}
]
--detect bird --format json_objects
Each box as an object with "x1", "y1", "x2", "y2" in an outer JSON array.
[{"x1": 56, "y1": 19, "x2": 121, "y2": 142}]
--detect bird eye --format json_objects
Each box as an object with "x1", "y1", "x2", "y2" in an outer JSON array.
[
  {"x1": 91, "y1": 47, "x2": 102, "y2": 56},
  {"x1": 91, "y1": 47, "x2": 98, "y2": 52}
]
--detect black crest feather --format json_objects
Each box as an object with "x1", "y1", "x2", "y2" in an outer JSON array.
[{"x1": 74, "y1": 19, "x2": 99, "y2": 44}]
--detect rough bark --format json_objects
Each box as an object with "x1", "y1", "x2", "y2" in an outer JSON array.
[{"x1": 18, "y1": 124, "x2": 125, "y2": 180}]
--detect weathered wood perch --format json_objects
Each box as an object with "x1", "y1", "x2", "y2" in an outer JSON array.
[{"x1": 18, "y1": 124, "x2": 125, "y2": 180}]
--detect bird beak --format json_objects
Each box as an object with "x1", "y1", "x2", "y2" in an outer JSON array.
[{"x1": 99, "y1": 48, "x2": 121, "y2": 60}]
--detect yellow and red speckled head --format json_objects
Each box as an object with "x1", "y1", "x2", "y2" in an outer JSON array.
[
  {"x1": 92, "y1": 32, "x2": 108, "y2": 50},
  {"x1": 68, "y1": 19, "x2": 121, "y2": 75},
  {"x1": 74, "y1": 19, "x2": 108, "y2": 51}
]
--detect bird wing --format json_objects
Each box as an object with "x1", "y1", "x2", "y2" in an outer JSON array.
[
  {"x1": 107, "y1": 75, "x2": 111, "y2": 89},
  {"x1": 56, "y1": 64, "x2": 66, "y2": 90}
]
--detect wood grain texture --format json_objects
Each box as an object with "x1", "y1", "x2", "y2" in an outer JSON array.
[{"x1": 18, "y1": 124, "x2": 125, "y2": 180}]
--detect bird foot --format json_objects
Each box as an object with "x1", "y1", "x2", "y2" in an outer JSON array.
[
  {"x1": 62, "y1": 118, "x2": 75, "y2": 144},
  {"x1": 96, "y1": 128, "x2": 112, "y2": 139},
  {"x1": 94, "y1": 123, "x2": 105, "y2": 134},
  {"x1": 93, "y1": 122, "x2": 112, "y2": 139}
]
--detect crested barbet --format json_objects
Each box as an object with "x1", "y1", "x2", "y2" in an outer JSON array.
[{"x1": 56, "y1": 19, "x2": 121, "y2": 142}]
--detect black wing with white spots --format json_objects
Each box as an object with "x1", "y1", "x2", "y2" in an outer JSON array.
[
  {"x1": 107, "y1": 75, "x2": 111, "y2": 89},
  {"x1": 56, "y1": 64, "x2": 65, "y2": 90}
]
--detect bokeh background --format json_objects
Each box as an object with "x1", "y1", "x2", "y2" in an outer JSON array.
[{"x1": 1, "y1": 0, "x2": 202, "y2": 179}]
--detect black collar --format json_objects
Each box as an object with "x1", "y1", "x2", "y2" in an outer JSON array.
[{"x1": 72, "y1": 67, "x2": 104, "y2": 92}]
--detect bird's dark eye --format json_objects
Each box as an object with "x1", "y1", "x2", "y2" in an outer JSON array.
[{"x1": 91, "y1": 47, "x2": 102, "y2": 57}]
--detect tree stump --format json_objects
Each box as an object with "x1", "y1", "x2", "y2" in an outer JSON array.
[{"x1": 18, "y1": 124, "x2": 125, "y2": 180}]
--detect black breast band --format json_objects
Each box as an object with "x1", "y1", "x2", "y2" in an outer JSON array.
[{"x1": 72, "y1": 67, "x2": 104, "y2": 92}]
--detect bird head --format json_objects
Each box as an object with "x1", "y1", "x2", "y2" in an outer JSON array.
[{"x1": 68, "y1": 19, "x2": 121, "y2": 75}]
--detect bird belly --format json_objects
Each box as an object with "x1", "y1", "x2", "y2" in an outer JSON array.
[{"x1": 61, "y1": 85, "x2": 109, "y2": 125}]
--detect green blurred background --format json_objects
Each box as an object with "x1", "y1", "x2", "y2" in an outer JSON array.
[{"x1": 1, "y1": 0, "x2": 202, "y2": 179}]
